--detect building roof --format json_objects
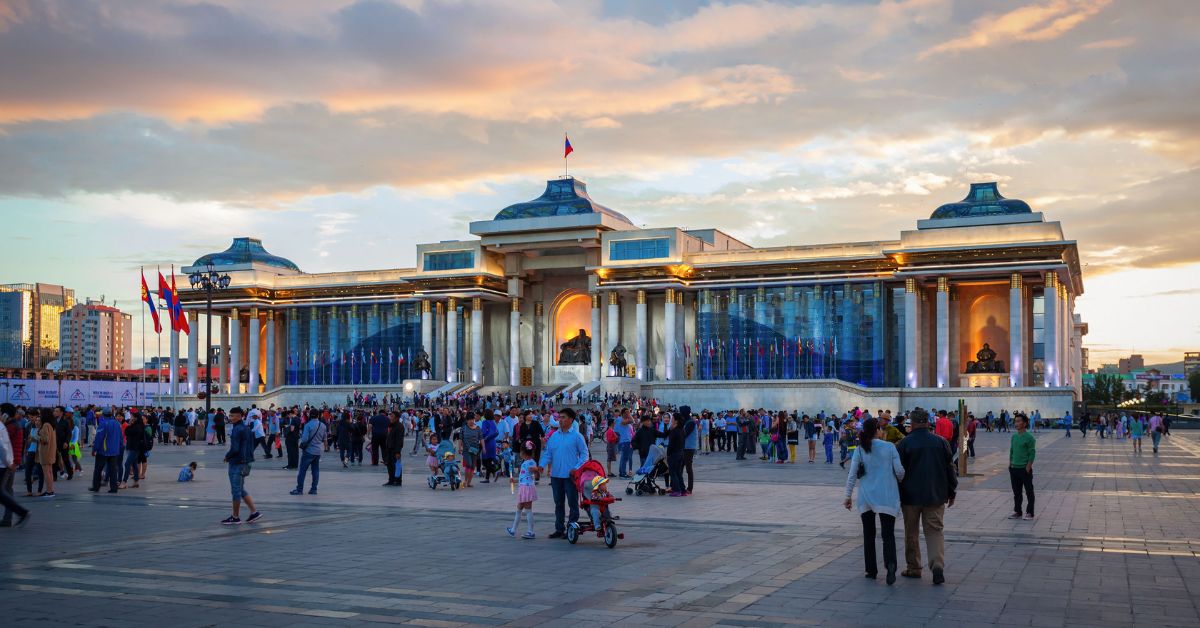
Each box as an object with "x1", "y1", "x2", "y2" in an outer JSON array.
[
  {"x1": 492, "y1": 178, "x2": 634, "y2": 224},
  {"x1": 930, "y1": 182, "x2": 1033, "y2": 219},
  {"x1": 192, "y1": 237, "x2": 300, "y2": 272}
]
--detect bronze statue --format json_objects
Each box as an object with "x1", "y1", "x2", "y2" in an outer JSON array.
[
  {"x1": 608, "y1": 343, "x2": 627, "y2": 376},
  {"x1": 557, "y1": 329, "x2": 592, "y2": 365},
  {"x1": 966, "y1": 343, "x2": 1006, "y2": 373},
  {"x1": 412, "y1": 348, "x2": 432, "y2": 378}
]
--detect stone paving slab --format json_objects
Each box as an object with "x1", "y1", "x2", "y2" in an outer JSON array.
[{"x1": 2, "y1": 430, "x2": 1199, "y2": 626}]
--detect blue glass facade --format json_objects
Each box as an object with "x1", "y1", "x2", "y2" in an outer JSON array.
[
  {"x1": 284, "y1": 303, "x2": 436, "y2": 386},
  {"x1": 694, "y1": 283, "x2": 904, "y2": 387},
  {"x1": 610, "y1": 238, "x2": 669, "y2": 261},
  {"x1": 423, "y1": 250, "x2": 474, "y2": 271}
]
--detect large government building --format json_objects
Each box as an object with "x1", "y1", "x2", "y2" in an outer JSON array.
[{"x1": 174, "y1": 178, "x2": 1085, "y2": 415}]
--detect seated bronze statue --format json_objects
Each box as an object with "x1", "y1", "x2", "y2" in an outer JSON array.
[
  {"x1": 965, "y1": 343, "x2": 1006, "y2": 373},
  {"x1": 557, "y1": 329, "x2": 591, "y2": 365}
]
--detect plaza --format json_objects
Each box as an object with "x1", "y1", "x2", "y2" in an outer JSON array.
[{"x1": 3, "y1": 428, "x2": 1198, "y2": 627}]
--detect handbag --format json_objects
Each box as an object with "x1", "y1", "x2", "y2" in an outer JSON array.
[
  {"x1": 240, "y1": 463, "x2": 252, "y2": 477},
  {"x1": 856, "y1": 451, "x2": 867, "y2": 479}
]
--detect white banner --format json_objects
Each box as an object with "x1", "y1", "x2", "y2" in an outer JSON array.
[{"x1": 1, "y1": 378, "x2": 164, "y2": 407}]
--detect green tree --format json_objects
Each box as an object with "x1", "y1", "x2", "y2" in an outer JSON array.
[{"x1": 1189, "y1": 370, "x2": 1200, "y2": 402}]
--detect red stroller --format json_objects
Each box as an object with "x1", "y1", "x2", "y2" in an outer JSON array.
[{"x1": 567, "y1": 459, "x2": 624, "y2": 548}]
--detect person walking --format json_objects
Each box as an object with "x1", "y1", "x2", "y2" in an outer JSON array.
[
  {"x1": 1149, "y1": 413, "x2": 1164, "y2": 453},
  {"x1": 540, "y1": 409, "x2": 588, "y2": 539},
  {"x1": 88, "y1": 409, "x2": 122, "y2": 494},
  {"x1": 221, "y1": 407, "x2": 262, "y2": 525},
  {"x1": 291, "y1": 411, "x2": 327, "y2": 495},
  {"x1": 0, "y1": 405, "x2": 31, "y2": 528},
  {"x1": 616, "y1": 408, "x2": 634, "y2": 478},
  {"x1": 844, "y1": 417, "x2": 904, "y2": 585},
  {"x1": 1008, "y1": 414, "x2": 1036, "y2": 520},
  {"x1": 896, "y1": 408, "x2": 957, "y2": 585}
]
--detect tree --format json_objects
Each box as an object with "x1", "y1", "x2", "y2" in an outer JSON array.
[
  {"x1": 1190, "y1": 370, "x2": 1200, "y2": 403},
  {"x1": 1087, "y1": 373, "x2": 1125, "y2": 406}
]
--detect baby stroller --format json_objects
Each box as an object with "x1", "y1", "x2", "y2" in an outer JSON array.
[
  {"x1": 428, "y1": 451, "x2": 462, "y2": 490},
  {"x1": 626, "y1": 444, "x2": 668, "y2": 496},
  {"x1": 567, "y1": 459, "x2": 624, "y2": 549}
]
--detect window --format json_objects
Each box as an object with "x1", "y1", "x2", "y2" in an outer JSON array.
[
  {"x1": 423, "y1": 250, "x2": 474, "y2": 271},
  {"x1": 610, "y1": 238, "x2": 669, "y2": 261}
]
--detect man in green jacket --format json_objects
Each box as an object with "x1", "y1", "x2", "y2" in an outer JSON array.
[{"x1": 1009, "y1": 414, "x2": 1036, "y2": 520}]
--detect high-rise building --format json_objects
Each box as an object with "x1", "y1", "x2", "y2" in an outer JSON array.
[
  {"x1": 1185, "y1": 352, "x2": 1200, "y2": 375},
  {"x1": 0, "y1": 283, "x2": 75, "y2": 369},
  {"x1": 1118, "y1": 354, "x2": 1145, "y2": 375},
  {"x1": 59, "y1": 301, "x2": 133, "y2": 371}
]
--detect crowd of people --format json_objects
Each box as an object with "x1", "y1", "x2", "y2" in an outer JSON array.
[{"x1": 0, "y1": 392, "x2": 1177, "y2": 586}]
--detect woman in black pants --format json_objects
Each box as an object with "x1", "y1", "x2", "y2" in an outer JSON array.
[{"x1": 666, "y1": 413, "x2": 686, "y2": 497}]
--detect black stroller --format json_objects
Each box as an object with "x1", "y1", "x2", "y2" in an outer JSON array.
[{"x1": 625, "y1": 444, "x2": 668, "y2": 496}]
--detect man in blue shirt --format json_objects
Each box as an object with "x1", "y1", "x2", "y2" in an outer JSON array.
[
  {"x1": 222, "y1": 407, "x2": 262, "y2": 525},
  {"x1": 292, "y1": 410, "x2": 327, "y2": 495},
  {"x1": 616, "y1": 408, "x2": 634, "y2": 478},
  {"x1": 540, "y1": 408, "x2": 589, "y2": 539}
]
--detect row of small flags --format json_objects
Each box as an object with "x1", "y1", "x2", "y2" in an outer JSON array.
[
  {"x1": 140, "y1": 266, "x2": 189, "y2": 335},
  {"x1": 288, "y1": 348, "x2": 411, "y2": 367},
  {"x1": 679, "y1": 337, "x2": 837, "y2": 358}
]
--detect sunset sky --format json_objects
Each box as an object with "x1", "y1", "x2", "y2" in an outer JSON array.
[{"x1": 1, "y1": 0, "x2": 1197, "y2": 367}]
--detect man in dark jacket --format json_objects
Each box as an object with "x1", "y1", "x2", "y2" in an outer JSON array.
[
  {"x1": 896, "y1": 408, "x2": 957, "y2": 585},
  {"x1": 222, "y1": 407, "x2": 261, "y2": 525},
  {"x1": 88, "y1": 409, "x2": 123, "y2": 494},
  {"x1": 383, "y1": 411, "x2": 406, "y2": 486},
  {"x1": 631, "y1": 415, "x2": 663, "y2": 467},
  {"x1": 281, "y1": 410, "x2": 301, "y2": 469}
]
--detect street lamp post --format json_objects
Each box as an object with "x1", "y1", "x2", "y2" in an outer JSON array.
[{"x1": 189, "y1": 264, "x2": 231, "y2": 422}]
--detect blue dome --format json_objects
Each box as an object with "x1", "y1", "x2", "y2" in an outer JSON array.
[
  {"x1": 494, "y1": 178, "x2": 633, "y2": 224},
  {"x1": 931, "y1": 182, "x2": 1032, "y2": 219},
  {"x1": 192, "y1": 237, "x2": 300, "y2": 272}
]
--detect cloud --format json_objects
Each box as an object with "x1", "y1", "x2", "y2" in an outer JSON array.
[
  {"x1": 922, "y1": 0, "x2": 1111, "y2": 58},
  {"x1": 1081, "y1": 36, "x2": 1136, "y2": 50}
]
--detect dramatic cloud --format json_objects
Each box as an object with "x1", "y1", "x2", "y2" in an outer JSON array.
[{"x1": 1, "y1": 0, "x2": 1198, "y2": 362}]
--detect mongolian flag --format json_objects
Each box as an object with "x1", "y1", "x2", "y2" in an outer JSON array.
[
  {"x1": 140, "y1": 270, "x2": 162, "y2": 334},
  {"x1": 170, "y1": 266, "x2": 189, "y2": 334},
  {"x1": 157, "y1": 271, "x2": 176, "y2": 330}
]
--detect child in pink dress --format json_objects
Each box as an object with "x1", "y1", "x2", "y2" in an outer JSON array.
[{"x1": 507, "y1": 441, "x2": 539, "y2": 539}]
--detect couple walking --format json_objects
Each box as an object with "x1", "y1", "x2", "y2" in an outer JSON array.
[{"x1": 843, "y1": 408, "x2": 956, "y2": 585}]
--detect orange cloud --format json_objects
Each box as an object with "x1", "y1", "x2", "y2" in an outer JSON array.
[{"x1": 921, "y1": 0, "x2": 1111, "y2": 58}]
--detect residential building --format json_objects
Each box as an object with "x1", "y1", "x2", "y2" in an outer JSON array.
[{"x1": 58, "y1": 301, "x2": 133, "y2": 371}]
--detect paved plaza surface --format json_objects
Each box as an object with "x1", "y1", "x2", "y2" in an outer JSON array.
[{"x1": 3, "y1": 428, "x2": 1200, "y2": 627}]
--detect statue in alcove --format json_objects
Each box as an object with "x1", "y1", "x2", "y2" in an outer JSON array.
[
  {"x1": 966, "y1": 343, "x2": 1006, "y2": 373},
  {"x1": 557, "y1": 329, "x2": 592, "y2": 365},
  {"x1": 608, "y1": 344, "x2": 628, "y2": 376}
]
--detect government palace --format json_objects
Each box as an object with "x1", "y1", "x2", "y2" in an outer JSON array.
[{"x1": 175, "y1": 178, "x2": 1085, "y2": 416}]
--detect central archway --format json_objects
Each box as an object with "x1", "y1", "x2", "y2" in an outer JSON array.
[{"x1": 552, "y1": 292, "x2": 592, "y2": 361}]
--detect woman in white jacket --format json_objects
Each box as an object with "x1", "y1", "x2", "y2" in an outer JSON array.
[{"x1": 844, "y1": 417, "x2": 905, "y2": 584}]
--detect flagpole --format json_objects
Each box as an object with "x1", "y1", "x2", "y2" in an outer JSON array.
[
  {"x1": 140, "y1": 267, "x2": 146, "y2": 400},
  {"x1": 156, "y1": 266, "x2": 163, "y2": 406}
]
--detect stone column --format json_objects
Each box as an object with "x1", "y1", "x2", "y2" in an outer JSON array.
[
  {"x1": 533, "y1": 301, "x2": 544, "y2": 385},
  {"x1": 590, "y1": 294, "x2": 602, "y2": 381},
  {"x1": 265, "y1": 311, "x2": 276, "y2": 389},
  {"x1": 435, "y1": 302, "x2": 446, "y2": 382},
  {"x1": 1044, "y1": 273, "x2": 1059, "y2": 387},
  {"x1": 248, "y1": 307, "x2": 261, "y2": 393},
  {"x1": 471, "y1": 298, "x2": 483, "y2": 384},
  {"x1": 936, "y1": 277, "x2": 949, "y2": 388},
  {"x1": 169, "y1": 327, "x2": 179, "y2": 395},
  {"x1": 664, "y1": 288, "x2": 676, "y2": 381},
  {"x1": 186, "y1": 311, "x2": 199, "y2": 394},
  {"x1": 607, "y1": 292, "x2": 619, "y2": 376},
  {"x1": 445, "y1": 298, "x2": 458, "y2": 383},
  {"x1": 904, "y1": 279, "x2": 919, "y2": 388},
  {"x1": 509, "y1": 297, "x2": 520, "y2": 387},
  {"x1": 228, "y1": 308, "x2": 240, "y2": 394},
  {"x1": 218, "y1": 314, "x2": 229, "y2": 392},
  {"x1": 1009, "y1": 274, "x2": 1024, "y2": 387},
  {"x1": 634, "y1": 290, "x2": 647, "y2": 380},
  {"x1": 420, "y1": 300, "x2": 432, "y2": 379}
]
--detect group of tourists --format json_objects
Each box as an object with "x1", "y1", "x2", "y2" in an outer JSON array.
[{"x1": 1074, "y1": 412, "x2": 1170, "y2": 452}]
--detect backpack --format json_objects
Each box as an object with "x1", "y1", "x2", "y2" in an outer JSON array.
[{"x1": 605, "y1": 427, "x2": 618, "y2": 444}]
